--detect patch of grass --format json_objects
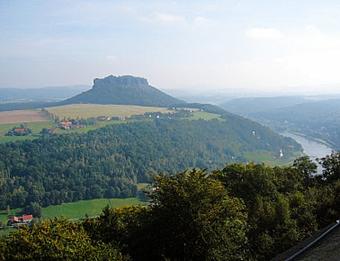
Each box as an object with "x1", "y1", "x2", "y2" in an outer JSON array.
[
  {"x1": 0, "y1": 208, "x2": 22, "y2": 225},
  {"x1": 42, "y1": 197, "x2": 143, "y2": 220},
  {"x1": 189, "y1": 111, "x2": 222, "y2": 121},
  {"x1": 46, "y1": 104, "x2": 173, "y2": 119}
]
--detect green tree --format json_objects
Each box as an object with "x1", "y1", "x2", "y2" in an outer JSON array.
[
  {"x1": 1, "y1": 218, "x2": 125, "y2": 261},
  {"x1": 148, "y1": 169, "x2": 248, "y2": 261},
  {"x1": 24, "y1": 202, "x2": 42, "y2": 218}
]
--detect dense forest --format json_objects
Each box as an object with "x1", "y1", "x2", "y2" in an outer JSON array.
[
  {"x1": 0, "y1": 117, "x2": 300, "y2": 210},
  {"x1": 1, "y1": 155, "x2": 339, "y2": 260}
]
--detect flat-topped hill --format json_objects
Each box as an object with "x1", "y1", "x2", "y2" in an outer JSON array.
[{"x1": 62, "y1": 75, "x2": 183, "y2": 107}]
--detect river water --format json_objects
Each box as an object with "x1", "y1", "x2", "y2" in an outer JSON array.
[{"x1": 281, "y1": 132, "x2": 333, "y2": 173}]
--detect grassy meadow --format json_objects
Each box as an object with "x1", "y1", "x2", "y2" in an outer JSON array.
[
  {"x1": 0, "y1": 197, "x2": 142, "y2": 224},
  {"x1": 42, "y1": 197, "x2": 143, "y2": 220},
  {"x1": 189, "y1": 111, "x2": 222, "y2": 121},
  {"x1": 46, "y1": 104, "x2": 173, "y2": 119}
]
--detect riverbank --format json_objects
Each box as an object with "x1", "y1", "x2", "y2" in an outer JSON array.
[{"x1": 281, "y1": 131, "x2": 333, "y2": 174}]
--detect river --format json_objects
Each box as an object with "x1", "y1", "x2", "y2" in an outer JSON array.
[{"x1": 281, "y1": 132, "x2": 333, "y2": 173}]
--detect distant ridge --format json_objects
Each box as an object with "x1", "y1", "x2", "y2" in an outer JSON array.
[{"x1": 62, "y1": 75, "x2": 184, "y2": 107}]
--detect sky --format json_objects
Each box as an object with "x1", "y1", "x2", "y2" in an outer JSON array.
[{"x1": 1, "y1": 0, "x2": 340, "y2": 94}]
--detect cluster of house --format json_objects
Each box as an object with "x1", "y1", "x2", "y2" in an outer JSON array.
[
  {"x1": 7, "y1": 214, "x2": 33, "y2": 227},
  {"x1": 58, "y1": 120, "x2": 85, "y2": 130}
]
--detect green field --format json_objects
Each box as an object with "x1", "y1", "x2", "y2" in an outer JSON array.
[
  {"x1": 42, "y1": 197, "x2": 143, "y2": 220},
  {"x1": 47, "y1": 104, "x2": 173, "y2": 119},
  {"x1": 189, "y1": 111, "x2": 222, "y2": 121},
  {"x1": 0, "y1": 197, "x2": 142, "y2": 224}
]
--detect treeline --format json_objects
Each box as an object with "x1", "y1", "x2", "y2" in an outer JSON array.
[
  {"x1": 0, "y1": 118, "x2": 300, "y2": 210},
  {"x1": 1, "y1": 155, "x2": 339, "y2": 260}
]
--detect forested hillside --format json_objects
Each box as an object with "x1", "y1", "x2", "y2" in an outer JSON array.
[{"x1": 0, "y1": 116, "x2": 301, "y2": 210}]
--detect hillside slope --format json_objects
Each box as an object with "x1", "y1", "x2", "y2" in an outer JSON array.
[
  {"x1": 63, "y1": 75, "x2": 183, "y2": 107},
  {"x1": 0, "y1": 116, "x2": 301, "y2": 209}
]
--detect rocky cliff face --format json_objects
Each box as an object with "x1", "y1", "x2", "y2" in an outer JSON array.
[{"x1": 93, "y1": 75, "x2": 149, "y2": 89}]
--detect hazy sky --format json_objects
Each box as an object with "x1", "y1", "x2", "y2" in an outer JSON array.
[{"x1": 1, "y1": 0, "x2": 340, "y2": 93}]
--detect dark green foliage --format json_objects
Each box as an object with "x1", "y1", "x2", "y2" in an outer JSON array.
[
  {"x1": 213, "y1": 157, "x2": 340, "y2": 260},
  {"x1": 0, "y1": 218, "x2": 125, "y2": 260},
  {"x1": 0, "y1": 118, "x2": 299, "y2": 209},
  {"x1": 24, "y1": 202, "x2": 42, "y2": 218},
  {"x1": 147, "y1": 170, "x2": 248, "y2": 260},
  {"x1": 83, "y1": 158, "x2": 339, "y2": 260},
  {"x1": 1, "y1": 157, "x2": 340, "y2": 260},
  {"x1": 84, "y1": 170, "x2": 248, "y2": 261}
]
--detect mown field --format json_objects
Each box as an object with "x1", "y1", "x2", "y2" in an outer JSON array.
[
  {"x1": 0, "y1": 109, "x2": 48, "y2": 124},
  {"x1": 46, "y1": 104, "x2": 173, "y2": 119}
]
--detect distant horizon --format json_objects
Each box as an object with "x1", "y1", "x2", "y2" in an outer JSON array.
[{"x1": 2, "y1": 78, "x2": 340, "y2": 98}]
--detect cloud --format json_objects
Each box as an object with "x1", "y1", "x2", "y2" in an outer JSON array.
[{"x1": 245, "y1": 27, "x2": 284, "y2": 40}]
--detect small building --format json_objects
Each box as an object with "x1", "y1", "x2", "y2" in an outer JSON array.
[
  {"x1": 59, "y1": 120, "x2": 72, "y2": 130},
  {"x1": 14, "y1": 128, "x2": 27, "y2": 134},
  {"x1": 6, "y1": 127, "x2": 31, "y2": 136},
  {"x1": 8, "y1": 214, "x2": 33, "y2": 226}
]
